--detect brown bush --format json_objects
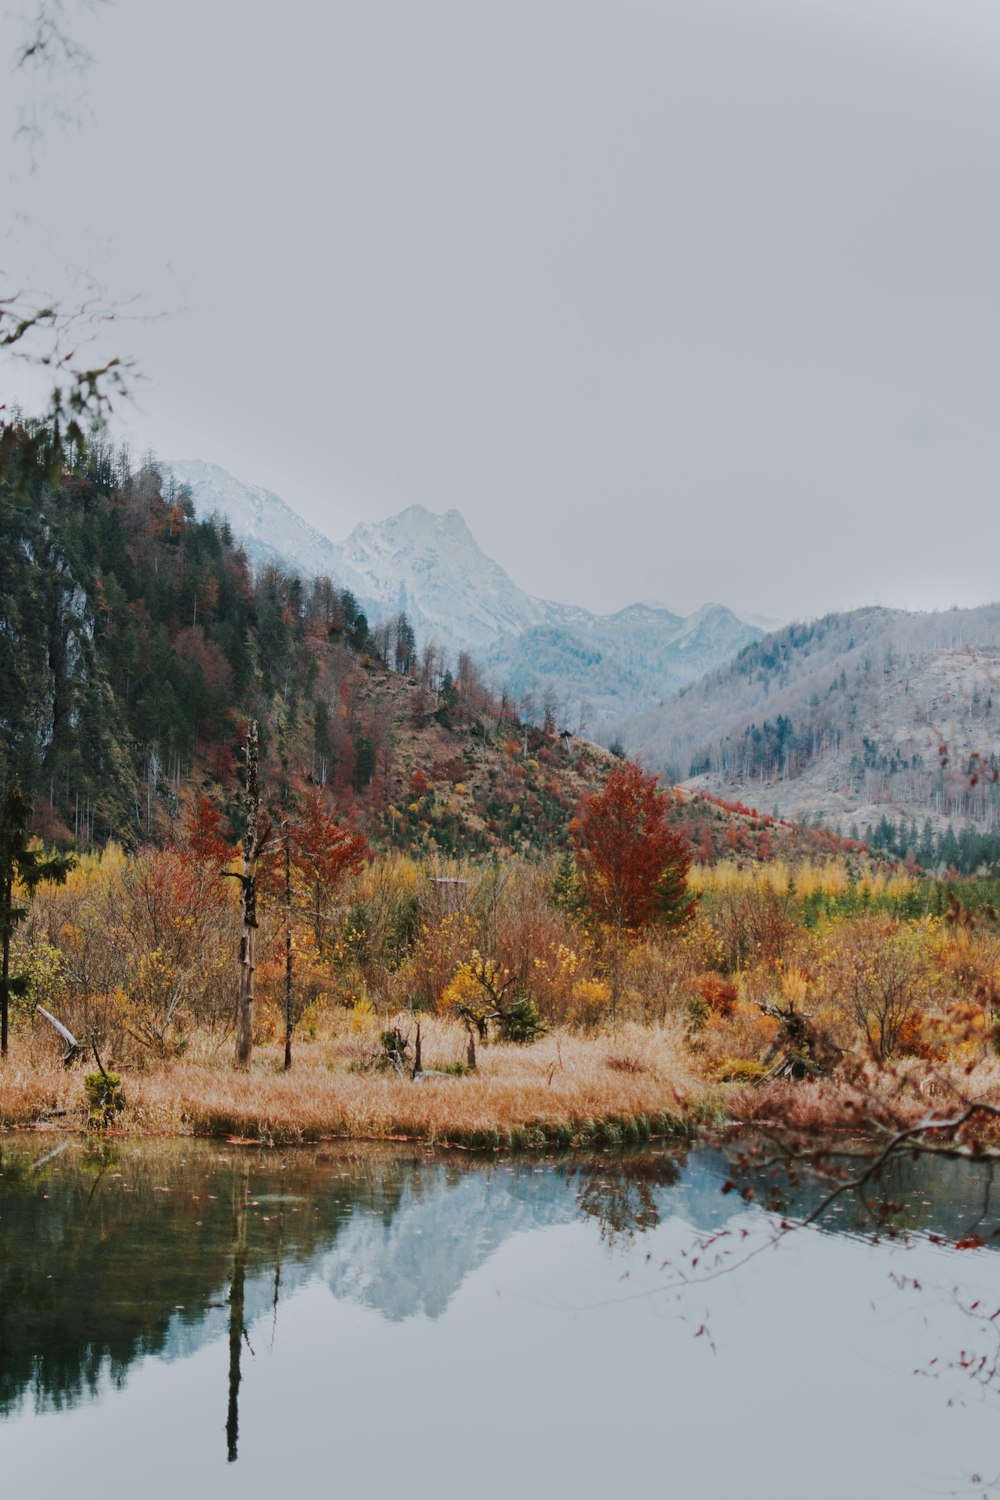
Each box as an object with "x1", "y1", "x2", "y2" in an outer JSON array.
[
  {"x1": 695, "y1": 972, "x2": 738, "y2": 1019},
  {"x1": 822, "y1": 917, "x2": 941, "y2": 1062},
  {"x1": 710, "y1": 882, "x2": 798, "y2": 970},
  {"x1": 621, "y1": 937, "x2": 702, "y2": 1026}
]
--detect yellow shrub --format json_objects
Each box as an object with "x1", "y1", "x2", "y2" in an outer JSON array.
[{"x1": 567, "y1": 977, "x2": 611, "y2": 1028}]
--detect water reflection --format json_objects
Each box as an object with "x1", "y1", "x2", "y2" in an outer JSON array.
[
  {"x1": 0, "y1": 1134, "x2": 998, "y2": 1484},
  {"x1": 719, "y1": 1141, "x2": 1000, "y2": 1244},
  {"x1": 568, "y1": 1154, "x2": 681, "y2": 1244},
  {"x1": 0, "y1": 1141, "x2": 401, "y2": 1419},
  {"x1": 226, "y1": 1165, "x2": 249, "y2": 1463}
]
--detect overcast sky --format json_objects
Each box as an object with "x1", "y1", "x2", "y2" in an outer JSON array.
[{"x1": 3, "y1": 0, "x2": 1000, "y2": 624}]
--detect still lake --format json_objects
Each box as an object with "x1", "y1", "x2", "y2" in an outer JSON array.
[{"x1": 1, "y1": 1135, "x2": 998, "y2": 1499}]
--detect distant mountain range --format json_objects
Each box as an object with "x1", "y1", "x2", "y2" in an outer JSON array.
[
  {"x1": 158, "y1": 462, "x2": 1000, "y2": 833},
  {"x1": 617, "y1": 604, "x2": 1000, "y2": 832},
  {"x1": 165, "y1": 459, "x2": 770, "y2": 729}
]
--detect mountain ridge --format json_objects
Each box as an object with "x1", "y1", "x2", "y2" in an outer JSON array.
[
  {"x1": 164, "y1": 458, "x2": 769, "y2": 729},
  {"x1": 617, "y1": 603, "x2": 1000, "y2": 833}
]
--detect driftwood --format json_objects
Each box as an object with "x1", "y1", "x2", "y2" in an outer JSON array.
[
  {"x1": 758, "y1": 1000, "x2": 840, "y2": 1082},
  {"x1": 35, "y1": 1006, "x2": 84, "y2": 1065},
  {"x1": 762, "y1": 1049, "x2": 825, "y2": 1082}
]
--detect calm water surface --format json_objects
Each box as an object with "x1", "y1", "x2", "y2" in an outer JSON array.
[{"x1": 1, "y1": 1136, "x2": 998, "y2": 1499}]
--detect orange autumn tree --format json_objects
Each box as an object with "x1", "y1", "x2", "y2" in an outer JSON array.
[
  {"x1": 251, "y1": 786, "x2": 367, "y2": 1068},
  {"x1": 288, "y1": 787, "x2": 369, "y2": 958},
  {"x1": 183, "y1": 795, "x2": 233, "y2": 870},
  {"x1": 573, "y1": 760, "x2": 696, "y2": 1025}
]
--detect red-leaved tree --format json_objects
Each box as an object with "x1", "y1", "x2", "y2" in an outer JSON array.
[
  {"x1": 289, "y1": 788, "x2": 369, "y2": 956},
  {"x1": 182, "y1": 795, "x2": 232, "y2": 870},
  {"x1": 573, "y1": 761, "x2": 695, "y2": 1024}
]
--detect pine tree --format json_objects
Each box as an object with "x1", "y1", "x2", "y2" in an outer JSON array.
[
  {"x1": 0, "y1": 782, "x2": 73, "y2": 1055},
  {"x1": 918, "y1": 819, "x2": 936, "y2": 870}
]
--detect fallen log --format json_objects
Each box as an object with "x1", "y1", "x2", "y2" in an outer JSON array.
[
  {"x1": 761, "y1": 1049, "x2": 826, "y2": 1082},
  {"x1": 35, "y1": 1006, "x2": 84, "y2": 1065}
]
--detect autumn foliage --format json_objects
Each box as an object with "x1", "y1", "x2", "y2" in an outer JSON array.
[
  {"x1": 573, "y1": 761, "x2": 696, "y2": 934},
  {"x1": 183, "y1": 796, "x2": 232, "y2": 868},
  {"x1": 285, "y1": 788, "x2": 369, "y2": 955}
]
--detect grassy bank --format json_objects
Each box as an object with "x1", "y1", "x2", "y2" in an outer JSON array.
[
  {"x1": 5, "y1": 1014, "x2": 998, "y2": 1151},
  {"x1": 0, "y1": 1018, "x2": 717, "y2": 1148}
]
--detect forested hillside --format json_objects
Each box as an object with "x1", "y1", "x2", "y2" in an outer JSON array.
[
  {"x1": 618, "y1": 606, "x2": 1000, "y2": 838},
  {"x1": 169, "y1": 460, "x2": 765, "y2": 732},
  {"x1": 1, "y1": 429, "x2": 368, "y2": 840},
  {"x1": 0, "y1": 422, "x2": 620, "y2": 854}
]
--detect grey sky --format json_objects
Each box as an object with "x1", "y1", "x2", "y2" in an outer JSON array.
[{"x1": 4, "y1": 0, "x2": 1000, "y2": 624}]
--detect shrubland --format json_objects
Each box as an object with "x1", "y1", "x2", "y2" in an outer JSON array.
[{"x1": 4, "y1": 818, "x2": 1000, "y2": 1144}]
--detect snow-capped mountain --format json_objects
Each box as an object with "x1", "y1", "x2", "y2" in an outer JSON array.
[
  {"x1": 165, "y1": 460, "x2": 550, "y2": 648},
  {"x1": 164, "y1": 459, "x2": 767, "y2": 729},
  {"x1": 165, "y1": 459, "x2": 350, "y2": 583},
  {"x1": 336, "y1": 504, "x2": 553, "y2": 649}
]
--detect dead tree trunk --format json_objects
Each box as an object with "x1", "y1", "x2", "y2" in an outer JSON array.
[
  {"x1": 35, "y1": 1005, "x2": 83, "y2": 1065},
  {"x1": 283, "y1": 819, "x2": 293, "y2": 1072},
  {"x1": 235, "y1": 721, "x2": 261, "y2": 1070},
  {"x1": 1, "y1": 925, "x2": 10, "y2": 1058}
]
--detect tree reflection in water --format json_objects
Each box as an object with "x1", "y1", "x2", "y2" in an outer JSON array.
[
  {"x1": 226, "y1": 1163, "x2": 251, "y2": 1463},
  {"x1": 1, "y1": 1133, "x2": 999, "y2": 1474},
  {"x1": 567, "y1": 1152, "x2": 682, "y2": 1245}
]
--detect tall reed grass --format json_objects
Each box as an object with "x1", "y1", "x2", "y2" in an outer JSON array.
[{"x1": 0, "y1": 1017, "x2": 714, "y2": 1147}]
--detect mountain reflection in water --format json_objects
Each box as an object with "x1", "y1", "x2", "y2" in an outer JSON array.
[
  {"x1": 2, "y1": 1137, "x2": 996, "y2": 1419},
  {"x1": 1, "y1": 1137, "x2": 998, "y2": 1497}
]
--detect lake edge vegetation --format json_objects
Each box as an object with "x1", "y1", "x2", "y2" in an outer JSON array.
[{"x1": 4, "y1": 816, "x2": 1000, "y2": 1150}]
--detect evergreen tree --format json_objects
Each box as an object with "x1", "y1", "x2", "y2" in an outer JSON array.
[
  {"x1": 353, "y1": 733, "x2": 376, "y2": 791},
  {"x1": 938, "y1": 825, "x2": 961, "y2": 872},
  {"x1": 0, "y1": 782, "x2": 73, "y2": 1055},
  {"x1": 918, "y1": 819, "x2": 936, "y2": 870},
  {"x1": 393, "y1": 612, "x2": 416, "y2": 674}
]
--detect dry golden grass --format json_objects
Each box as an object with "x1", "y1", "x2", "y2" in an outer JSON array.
[
  {"x1": 0, "y1": 1013, "x2": 714, "y2": 1147},
  {"x1": 727, "y1": 1054, "x2": 1000, "y2": 1139},
  {"x1": 5, "y1": 1005, "x2": 997, "y2": 1152},
  {"x1": 0, "y1": 1033, "x2": 81, "y2": 1126},
  {"x1": 129, "y1": 1018, "x2": 712, "y2": 1146}
]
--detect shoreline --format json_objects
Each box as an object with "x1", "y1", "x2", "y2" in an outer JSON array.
[
  {"x1": 0, "y1": 1064, "x2": 715, "y2": 1151},
  {"x1": 3, "y1": 1018, "x2": 995, "y2": 1152},
  {"x1": 5, "y1": 1113, "x2": 704, "y2": 1151},
  {"x1": 0, "y1": 1022, "x2": 716, "y2": 1148}
]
